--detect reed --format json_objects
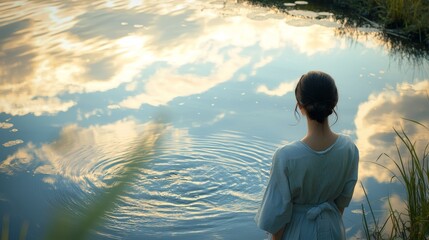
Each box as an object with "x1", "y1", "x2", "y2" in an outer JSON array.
[
  {"x1": 247, "y1": 0, "x2": 429, "y2": 44},
  {"x1": 361, "y1": 121, "x2": 429, "y2": 239},
  {"x1": 0, "y1": 119, "x2": 167, "y2": 240},
  {"x1": 374, "y1": 0, "x2": 428, "y2": 41},
  {"x1": 0, "y1": 216, "x2": 28, "y2": 240},
  {"x1": 338, "y1": 0, "x2": 429, "y2": 43},
  {"x1": 45, "y1": 121, "x2": 166, "y2": 240}
]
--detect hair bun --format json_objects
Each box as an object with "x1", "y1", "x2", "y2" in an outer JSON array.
[
  {"x1": 305, "y1": 102, "x2": 333, "y2": 123},
  {"x1": 294, "y1": 71, "x2": 338, "y2": 124}
]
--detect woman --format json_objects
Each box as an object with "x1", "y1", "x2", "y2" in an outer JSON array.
[{"x1": 255, "y1": 71, "x2": 359, "y2": 240}]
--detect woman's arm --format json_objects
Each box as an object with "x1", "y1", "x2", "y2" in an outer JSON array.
[{"x1": 272, "y1": 227, "x2": 285, "y2": 240}]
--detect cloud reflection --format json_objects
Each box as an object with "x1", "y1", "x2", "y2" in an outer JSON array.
[
  {"x1": 353, "y1": 80, "x2": 429, "y2": 199},
  {"x1": 0, "y1": 118, "x2": 173, "y2": 189},
  {"x1": 0, "y1": 0, "x2": 368, "y2": 115},
  {"x1": 0, "y1": 115, "x2": 272, "y2": 239},
  {"x1": 2, "y1": 140, "x2": 24, "y2": 148},
  {"x1": 257, "y1": 79, "x2": 298, "y2": 96},
  {"x1": 0, "y1": 122, "x2": 13, "y2": 129},
  {"x1": 119, "y1": 51, "x2": 251, "y2": 108}
]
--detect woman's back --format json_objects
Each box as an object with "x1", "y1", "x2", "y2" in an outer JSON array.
[
  {"x1": 255, "y1": 135, "x2": 358, "y2": 239},
  {"x1": 255, "y1": 71, "x2": 359, "y2": 240},
  {"x1": 279, "y1": 135, "x2": 358, "y2": 205}
]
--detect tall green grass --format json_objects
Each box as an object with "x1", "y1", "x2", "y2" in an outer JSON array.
[
  {"x1": 373, "y1": 0, "x2": 429, "y2": 41},
  {"x1": 1, "y1": 120, "x2": 166, "y2": 240},
  {"x1": 247, "y1": 0, "x2": 429, "y2": 44},
  {"x1": 0, "y1": 216, "x2": 28, "y2": 240},
  {"x1": 45, "y1": 122, "x2": 166, "y2": 240},
  {"x1": 361, "y1": 121, "x2": 429, "y2": 239},
  {"x1": 332, "y1": 0, "x2": 429, "y2": 42}
]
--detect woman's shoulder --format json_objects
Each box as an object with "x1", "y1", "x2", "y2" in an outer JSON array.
[
  {"x1": 336, "y1": 134, "x2": 359, "y2": 150},
  {"x1": 271, "y1": 141, "x2": 305, "y2": 169},
  {"x1": 335, "y1": 134, "x2": 359, "y2": 162},
  {"x1": 274, "y1": 141, "x2": 306, "y2": 158}
]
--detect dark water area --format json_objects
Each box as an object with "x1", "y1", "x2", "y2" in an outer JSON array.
[{"x1": 0, "y1": 1, "x2": 428, "y2": 239}]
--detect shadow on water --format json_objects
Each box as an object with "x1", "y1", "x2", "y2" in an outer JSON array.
[{"x1": 245, "y1": 0, "x2": 429, "y2": 65}]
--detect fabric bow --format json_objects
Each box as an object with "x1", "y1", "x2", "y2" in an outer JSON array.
[{"x1": 306, "y1": 202, "x2": 336, "y2": 220}]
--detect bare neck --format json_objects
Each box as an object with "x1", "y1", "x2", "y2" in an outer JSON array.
[{"x1": 301, "y1": 118, "x2": 338, "y2": 151}]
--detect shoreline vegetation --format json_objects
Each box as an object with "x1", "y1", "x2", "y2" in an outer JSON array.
[
  {"x1": 246, "y1": 0, "x2": 429, "y2": 60},
  {"x1": 333, "y1": 0, "x2": 429, "y2": 44},
  {"x1": 361, "y1": 121, "x2": 429, "y2": 239}
]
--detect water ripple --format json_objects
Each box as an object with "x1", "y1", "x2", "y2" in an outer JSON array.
[{"x1": 66, "y1": 129, "x2": 276, "y2": 238}]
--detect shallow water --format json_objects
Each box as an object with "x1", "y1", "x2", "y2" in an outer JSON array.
[{"x1": 0, "y1": 0, "x2": 428, "y2": 239}]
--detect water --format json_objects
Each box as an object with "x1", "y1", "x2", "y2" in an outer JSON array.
[{"x1": 0, "y1": 0, "x2": 428, "y2": 239}]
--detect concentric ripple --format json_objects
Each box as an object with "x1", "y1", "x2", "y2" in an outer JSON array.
[{"x1": 56, "y1": 129, "x2": 276, "y2": 239}]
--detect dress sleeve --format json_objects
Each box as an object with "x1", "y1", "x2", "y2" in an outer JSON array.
[
  {"x1": 335, "y1": 144, "x2": 359, "y2": 209},
  {"x1": 255, "y1": 148, "x2": 293, "y2": 234}
]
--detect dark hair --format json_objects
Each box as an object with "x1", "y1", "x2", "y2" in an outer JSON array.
[{"x1": 294, "y1": 71, "x2": 338, "y2": 124}]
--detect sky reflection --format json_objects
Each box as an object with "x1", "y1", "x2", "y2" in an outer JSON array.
[
  {"x1": 353, "y1": 80, "x2": 429, "y2": 198},
  {"x1": 0, "y1": 119, "x2": 168, "y2": 189},
  {"x1": 0, "y1": 0, "x2": 428, "y2": 239},
  {"x1": 0, "y1": 116, "x2": 274, "y2": 238},
  {"x1": 0, "y1": 0, "x2": 393, "y2": 116}
]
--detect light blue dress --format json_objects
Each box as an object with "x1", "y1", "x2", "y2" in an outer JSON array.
[{"x1": 255, "y1": 135, "x2": 359, "y2": 240}]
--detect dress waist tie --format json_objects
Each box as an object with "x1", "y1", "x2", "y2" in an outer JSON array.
[
  {"x1": 293, "y1": 202, "x2": 338, "y2": 220},
  {"x1": 291, "y1": 202, "x2": 343, "y2": 239}
]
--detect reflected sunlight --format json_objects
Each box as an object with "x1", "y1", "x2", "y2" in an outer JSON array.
[
  {"x1": 0, "y1": 118, "x2": 173, "y2": 189},
  {"x1": 1, "y1": 1, "x2": 428, "y2": 239},
  {"x1": 0, "y1": 0, "x2": 387, "y2": 116},
  {"x1": 256, "y1": 79, "x2": 298, "y2": 96}
]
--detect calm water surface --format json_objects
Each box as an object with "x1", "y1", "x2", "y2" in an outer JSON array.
[{"x1": 0, "y1": 1, "x2": 428, "y2": 239}]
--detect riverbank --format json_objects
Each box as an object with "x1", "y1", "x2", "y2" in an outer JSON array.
[
  {"x1": 247, "y1": 0, "x2": 429, "y2": 49},
  {"x1": 336, "y1": 0, "x2": 428, "y2": 43}
]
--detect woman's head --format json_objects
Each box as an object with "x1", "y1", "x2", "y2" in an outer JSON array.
[{"x1": 294, "y1": 71, "x2": 338, "y2": 124}]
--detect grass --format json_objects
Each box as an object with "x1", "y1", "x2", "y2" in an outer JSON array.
[
  {"x1": 361, "y1": 120, "x2": 429, "y2": 239},
  {"x1": 45, "y1": 121, "x2": 166, "y2": 240},
  {"x1": 0, "y1": 120, "x2": 166, "y2": 240},
  {"x1": 375, "y1": 0, "x2": 428, "y2": 39},
  {"x1": 1, "y1": 216, "x2": 29, "y2": 240},
  {"x1": 246, "y1": 0, "x2": 429, "y2": 55},
  {"x1": 338, "y1": 0, "x2": 429, "y2": 43}
]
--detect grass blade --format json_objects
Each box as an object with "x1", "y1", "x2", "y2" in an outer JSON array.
[{"x1": 46, "y1": 120, "x2": 167, "y2": 240}]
